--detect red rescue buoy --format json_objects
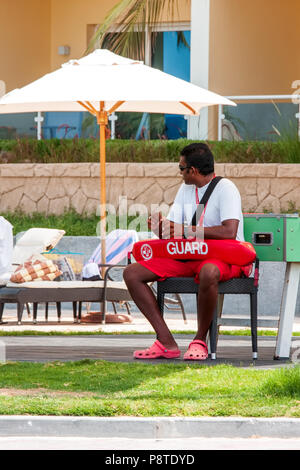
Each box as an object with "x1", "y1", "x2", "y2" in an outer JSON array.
[{"x1": 132, "y1": 238, "x2": 256, "y2": 266}]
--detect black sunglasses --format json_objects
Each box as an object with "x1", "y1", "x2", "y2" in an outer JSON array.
[{"x1": 179, "y1": 165, "x2": 191, "y2": 172}]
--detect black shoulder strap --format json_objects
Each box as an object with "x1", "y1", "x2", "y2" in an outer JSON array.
[{"x1": 191, "y1": 176, "x2": 223, "y2": 226}]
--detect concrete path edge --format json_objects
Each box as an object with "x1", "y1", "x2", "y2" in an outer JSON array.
[{"x1": 0, "y1": 416, "x2": 299, "y2": 439}]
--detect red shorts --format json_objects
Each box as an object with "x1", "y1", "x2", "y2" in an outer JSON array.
[{"x1": 138, "y1": 258, "x2": 252, "y2": 283}]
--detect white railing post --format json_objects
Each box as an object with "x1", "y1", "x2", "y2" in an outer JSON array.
[
  {"x1": 109, "y1": 112, "x2": 118, "y2": 140},
  {"x1": 218, "y1": 104, "x2": 223, "y2": 141},
  {"x1": 34, "y1": 112, "x2": 44, "y2": 140},
  {"x1": 296, "y1": 103, "x2": 300, "y2": 141}
]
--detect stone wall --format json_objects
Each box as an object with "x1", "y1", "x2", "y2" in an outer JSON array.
[{"x1": 0, "y1": 162, "x2": 299, "y2": 214}]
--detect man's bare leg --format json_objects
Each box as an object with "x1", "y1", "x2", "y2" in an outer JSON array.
[
  {"x1": 123, "y1": 263, "x2": 179, "y2": 350},
  {"x1": 194, "y1": 263, "x2": 220, "y2": 343}
]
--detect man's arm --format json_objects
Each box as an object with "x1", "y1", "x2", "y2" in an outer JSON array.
[
  {"x1": 186, "y1": 219, "x2": 239, "y2": 240},
  {"x1": 203, "y1": 219, "x2": 239, "y2": 239},
  {"x1": 163, "y1": 218, "x2": 238, "y2": 240}
]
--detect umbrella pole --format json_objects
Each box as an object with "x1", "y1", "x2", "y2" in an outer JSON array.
[{"x1": 98, "y1": 103, "x2": 108, "y2": 279}]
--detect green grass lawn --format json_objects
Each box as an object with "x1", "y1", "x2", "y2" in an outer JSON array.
[{"x1": 0, "y1": 359, "x2": 299, "y2": 418}]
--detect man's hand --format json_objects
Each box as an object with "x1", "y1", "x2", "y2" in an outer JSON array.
[
  {"x1": 161, "y1": 219, "x2": 184, "y2": 239},
  {"x1": 148, "y1": 212, "x2": 184, "y2": 239},
  {"x1": 148, "y1": 212, "x2": 163, "y2": 238}
]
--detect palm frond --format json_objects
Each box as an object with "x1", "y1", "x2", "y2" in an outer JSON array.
[
  {"x1": 85, "y1": 0, "x2": 185, "y2": 60},
  {"x1": 86, "y1": 0, "x2": 134, "y2": 53},
  {"x1": 177, "y1": 31, "x2": 190, "y2": 50}
]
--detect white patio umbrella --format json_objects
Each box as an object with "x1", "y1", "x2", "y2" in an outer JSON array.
[{"x1": 0, "y1": 49, "x2": 236, "y2": 265}]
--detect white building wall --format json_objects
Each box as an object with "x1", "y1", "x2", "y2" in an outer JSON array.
[{"x1": 188, "y1": 0, "x2": 210, "y2": 140}]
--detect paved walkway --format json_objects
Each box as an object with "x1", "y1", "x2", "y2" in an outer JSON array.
[
  {"x1": 0, "y1": 416, "x2": 299, "y2": 450},
  {"x1": 0, "y1": 306, "x2": 299, "y2": 367},
  {"x1": 1, "y1": 303, "x2": 300, "y2": 333},
  {"x1": 0, "y1": 333, "x2": 298, "y2": 368},
  {"x1": 1, "y1": 435, "x2": 300, "y2": 450}
]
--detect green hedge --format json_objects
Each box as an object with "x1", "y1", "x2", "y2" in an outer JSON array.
[
  {"x1": 2, "y1": 211, "x2": 99, "y2": 236},
  {"x1": 0, "y1": 138, "x2": 300, "y2": 163},
  {"x1": 2, "y1": 211, "x2": 145, "y2": 236}
]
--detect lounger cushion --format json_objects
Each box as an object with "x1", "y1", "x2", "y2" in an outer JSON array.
[
  {"x1": 10, "y1": 258, "x2": 62, "y2": 283},
  {"x1": 6, "y1": 280, "x2": 127, "y2": 289},
  {"x1": 5, "y1": 280, "x2": 132, "y2": 302},
  {"x1": 12, "y1": 228, "x2": 65, "y2": 265}
]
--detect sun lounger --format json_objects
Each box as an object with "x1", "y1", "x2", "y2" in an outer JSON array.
[
  {"x1": 0, "y1": 275, "x2": 131, "y2": 324},
  {"x1": 0, "y1": 229, "x2": 136, "y2": 324},
  {"x1": 0, "y1": 227, "x2": 186, "y2": 325}
]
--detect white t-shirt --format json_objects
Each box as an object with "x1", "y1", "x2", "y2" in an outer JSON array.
[{"x1": 167, "y1": 178, "x2": 244, "y2": 241}]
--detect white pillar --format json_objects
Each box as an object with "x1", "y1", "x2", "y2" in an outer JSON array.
[
  {"x1": 188, "y1": 0, "x2": 211, "y2": 140},
  {"x1": 144, "y1": 25, "x2": 152, "y2": 66}
]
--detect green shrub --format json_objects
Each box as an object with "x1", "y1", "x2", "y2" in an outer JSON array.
[
  {"x1": 0, "y1": 138, "x2": 300, "y2": 163},
  {"x1": 2, "y1": 211, "x2": 144, "y2": 236}
]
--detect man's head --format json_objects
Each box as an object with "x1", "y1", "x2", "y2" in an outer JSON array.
[
  {"x1": 180, "y1": 143, "x2": 214, "y2": 175},
  {"x1": 179, "y1": 143, "x2": 215, "y2": 186}
]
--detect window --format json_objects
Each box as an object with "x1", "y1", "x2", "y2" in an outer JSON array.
[{"x1": 86, "y1": 22, "x2": 191, "y2": 140}]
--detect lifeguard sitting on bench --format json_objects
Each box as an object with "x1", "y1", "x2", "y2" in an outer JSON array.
[{"x1": 123, "y1": 143, "x2": 255, "y2": 361}]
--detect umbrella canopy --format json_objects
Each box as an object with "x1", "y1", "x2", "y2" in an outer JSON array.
[
  {"x1": 0, "y1": 49, "x2": 236, "y2": 266},
  {"x1": 0, "y1": 49, "x2": 235, "y2": 114}
]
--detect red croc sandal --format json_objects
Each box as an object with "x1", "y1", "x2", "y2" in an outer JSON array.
[
  {"x1": 183, "y1": 340, "x2": 208, "y2": 361},
  {"x1": 134, "y1": 340, "x2": 181, "y2": 359}
]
